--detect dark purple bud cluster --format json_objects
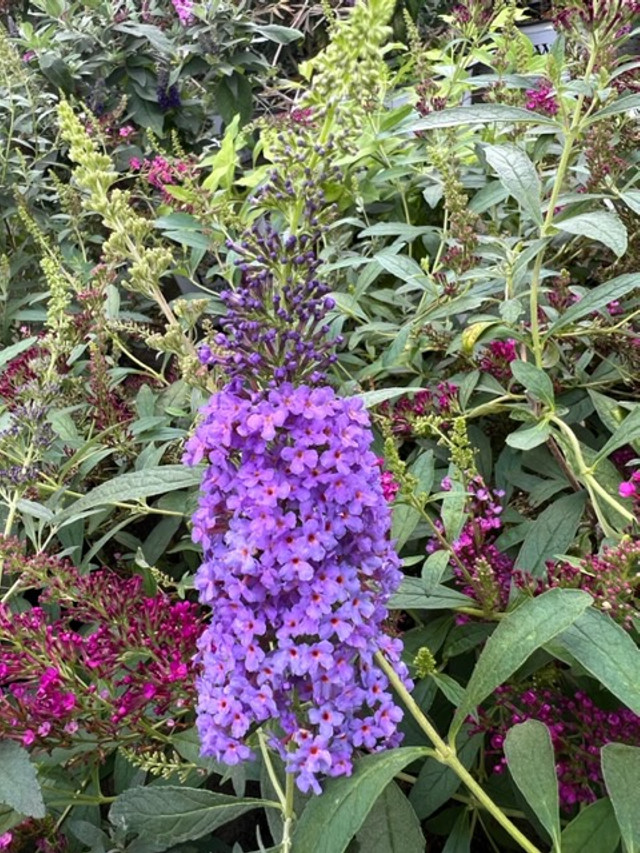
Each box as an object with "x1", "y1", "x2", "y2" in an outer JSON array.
[
  {"x1": 156, "y1": 69, "x2": 181, "y2": 112},
  {"x1": 0, "y1": 398, "x2": 57, "y2": 488},
  {"x1": 200, "y1": 222, "x2": 341, "y2": 389}
]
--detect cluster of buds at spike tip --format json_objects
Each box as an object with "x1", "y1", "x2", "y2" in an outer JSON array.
[
  {"x1": 199, "y1": 223, "x2": 341, "y2": 390},
  {"x1": 477, "y1": 339, "x2": 518, "y2": 383},
  {"x1": 525, "y1": 79, "x2": 559, "y2": 116}
]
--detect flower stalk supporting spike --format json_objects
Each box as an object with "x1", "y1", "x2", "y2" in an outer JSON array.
[{"x1": 375, "y1": 651, "x2": 542, "y2": 853}]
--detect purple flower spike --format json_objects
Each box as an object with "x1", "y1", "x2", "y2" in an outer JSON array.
[{"x1": 185, "y1": 384, "x2": 411, "y2": 793}]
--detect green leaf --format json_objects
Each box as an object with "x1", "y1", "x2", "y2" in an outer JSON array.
[
  {"x1": 53, "y1": 465, "x2": 204, "y2": 524},
  {"x1": 589, "y1": 94, "x2": 640, "y2": 121},
  {"x1": 358, "y1": 223, "x2": 436, "y2": 240},
  {"x1": 409, "y1": 730, "x2": 482, "y2": 819},
  {"x1": 201, "y1": 115, "x2": 240, "y2": 192},
  {"x1": 292, "y1": 748, "x2": 429, "y2": 853},
  {"x1": 484, "y1": 144, "x2": 542, "y2": 224},
  {"x1": 407, "y1": 104, "x2": 558, "y2": 133},
  {"x1": 421, "y1": 550, "x2": 451, "y2": 591},
  {"x1": 556, "y1": 211, "x2": 627, "y2": 257},
  {"x1": 391, "y1": 503, "x2": 421, "y2": 549},
  {"x1": 411, "y1": 450, "x2": 435, "y2": 497},
  {"x1": 0, "y1": 337, "x2": 38, "y2": 372},
  {"x1": 128, "y1": 94, "x2": 165, "y2": 136},
  {"x1": 504, "y1": 721, "x2": 560, "y2": 849},
  {"x1": 431, "y1": 672, "x2": 465, "y2": 707},
  {"x1": 441, "y1": 811, "x2": 472, "y2": 853},
  {"x1": 375, "y1": 252, "x2": 426, "y2": 284},
  {"x1": 331, "y1": 292, "x2": 369, "y2": 322},
  {"x1": 619, "y1": 190, "x2": 640, "y2": 216},
  {"x1": 38, "y1": 53, "x2": 74, "y2": 91},
  {"x1": 601, "y1": 744, "x2": 640, "y2": 853},
  {"x1": 441, "y1": 478, "x2": 466, "y2": 541},
  {"x1": 594, "y1": 404, "x2": 640, "y2": 463},
  {"x1": 449, "y1": 589, "x2": 592, "y2": 739},
  {"x1": 548, "y1": 273, "x2": 640, "y2": 332},
  {"x1": 469, "y1": 181, "x2": 509, "y2": 213},
  {"x1": 560, "y1": 798, "x2": 620, "y2": 853},
  {"x1": 515, "y1": 492, "x2": 586, "y2": 576},
  {"x1": 109, "y1": 787, "x2": 271, "y2": 849},
  {"x1": 0, "y1": 804, "x2": 23, "y2": 836},
  {"x1": 510, "y1": 360, "x2": 555, "y2": 406},
  {"x1": 506, "y1": 421, "x2": 551, "y2": 450},
  {"x1": 355, "y1": 387, "x2": 425, "y2": 408},
  {"x1": 159, "y1": 228, "x2": 210, "y2": 250},
  {"x1": 354, "y1": 781, "x2": 424, "y2": 853},
  {"x1": 251, "y1": 23, "x2": 303, "y2": 43},
  {"x1": 552, "y1": 608, "x2": 640, "y2": 715},
  {"x1": 0, "y1": 741, "x2": 46, "y2": 819},
  {"x1": 588, "y1": 389, "x2": 627, "y2": 435},
  {"x1": 389, "y1": 578, "x2": 474, "y2": 610},
  {"x1": 113, "y1": 22, "x2": 174, "y2": 53}
]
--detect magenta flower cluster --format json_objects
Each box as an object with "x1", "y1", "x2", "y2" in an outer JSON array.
[
  {"x1": 377, "y1": 458, "x2": 400, "y2": 503},
  {"x1": 428, "y1": 476, "x2": 639, "y2": 624},
  {"x1": 0, "y1": 559, "x2": 201, "y2": 749},
  {"x1": 478, "y1": 338, "x2": 518, "y2": 383},
  {"x1": 525, "y1": 80, "x2": 559, "y2": 116},
  {"x1": 526, "y1": 540, "x2": 640, "y2": 629},
  {"x1": 429, "y1": 475, "x2": 511, "y2": 614},
  {"x1": 381, "y1": 382, "x2": 458, "y2": 436},
  {"x1": 476, "y1": 684, "x2": 640, "y2": 809},
  {"x1": 130, "y1": 154, "x2": 195, "y2": 208},
  {"x1": 184, "y1": 383, "x2": 410, "y2": 793},
  {"x1": 619, "y1": 467, "x2": 640, "y2": 506}
]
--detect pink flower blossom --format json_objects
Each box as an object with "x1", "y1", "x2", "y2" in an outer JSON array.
[
  {"x1": 619, "y1": 480, "x2": 637, "y2": 498},
  {"x1": 172, "y1": 0, "x2": 194, "y2": 24},
  {"x1": 525, "y1": 79, "x2": 559, "y2": 116}
]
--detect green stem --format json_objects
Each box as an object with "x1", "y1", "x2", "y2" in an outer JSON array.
[
  {"x1": 258, "y1": 730, "x2": 286, "y2": 808},
  {"x1": 282, "y1": 770, "x2": 296, "y2": 853},
  {"x1": 529, "y1": 42, "x2": 598, "y2": 368},
  {"x1": 375, "y1": 652, "x2": 542, "y2": 853},
  {"x1": 1, "y1": 577, "x2": 23, "y2": 605},
  {"x1": 550, "y1": 417, "x2": 635, "y2": 530},
  {"x1": 586, "y1": 474, "x2": 635, "y2": 526},
  {"x1": 0, "y1": 441, "x2": 36, "y2": 589}
]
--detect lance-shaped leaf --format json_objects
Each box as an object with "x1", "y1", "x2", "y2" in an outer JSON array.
[
  {"x1": 449, "y1": 589, "x2": 592, "y2": 739},
  {"x1": 485, "y1": 144, "x2": 542, "y2": 224}
]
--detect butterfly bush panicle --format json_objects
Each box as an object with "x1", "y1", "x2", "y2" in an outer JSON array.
[
  {"x1": 475, "y1": 682, "x2": 640, "y2": 809},
  {"x1": 172, "y1": 0, "x2": 194, "y2": 25},
  {"x1": 427, "y1": 478, "x2": 639, "y2": 624},
  {"x1": 184, "y1": 384, "x2": 411, "y2": 793},
  {"x1": 0, "y1": 542, "x2": 201, "y2": 750},
  {"x1": 525, "y1": 80, "x2": 559, "y2": 116}
]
